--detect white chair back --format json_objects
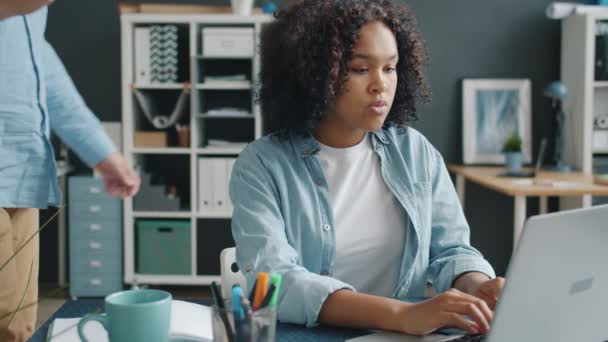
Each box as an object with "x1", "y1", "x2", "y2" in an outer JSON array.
[{"x1": 219, "y1": 247, "x2": 248, "y2": 300}]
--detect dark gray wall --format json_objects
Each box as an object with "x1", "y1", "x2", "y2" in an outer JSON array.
[{"x1": 41, "y1": 0, "x2": 566, "y2": 281}]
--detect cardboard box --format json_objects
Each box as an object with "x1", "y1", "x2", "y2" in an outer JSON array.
[{"x1": 134, "y1": 131, "x2": 167, "y2": 148}]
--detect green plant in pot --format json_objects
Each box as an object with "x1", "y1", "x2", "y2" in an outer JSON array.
[{"x1": 503, "y1": 133, "x2": 523, "y2": 172}]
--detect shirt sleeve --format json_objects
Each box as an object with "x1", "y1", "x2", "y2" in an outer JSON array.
[
  {"x1": 426, "y1": 147, "x2": 496, "y2": 294},
  {"x1": 229, "y1": 149, "x2": 354, "y2": 327},
  {"x1": 44, "y1": 40, "x2": 116, "y2": 167}
]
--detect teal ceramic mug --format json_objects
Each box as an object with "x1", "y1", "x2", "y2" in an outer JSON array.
[{"x1": 78, "y1": 289, "x2": 172, "y2": 342}]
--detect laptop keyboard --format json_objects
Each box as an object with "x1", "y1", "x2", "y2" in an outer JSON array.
[{"x1": 448, "y1": 334, "x2": 486, "y2": 342}]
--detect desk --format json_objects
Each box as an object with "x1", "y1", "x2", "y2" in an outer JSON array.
[
  {"x1": 448, "y1": 165, "x2": 608, "y2": 249},
  {"x1": 31, "y1": 299, "x2": 368, "y2": 342}
]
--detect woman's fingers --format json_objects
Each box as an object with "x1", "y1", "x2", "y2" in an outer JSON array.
[
  {"x1": 449, "y1": 289, "x2": 494, "y2": 323},
  {"x1": 441, "y1": 302, "x2": 490, "y2": 333},
  {"x1": 439, "y1": 312, "x2": 481, "y2": 335}
]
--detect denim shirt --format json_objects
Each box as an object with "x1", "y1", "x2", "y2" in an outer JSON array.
[
  {"x1": 229, "y1": 127, "x2": 496, "y2": 326},
  {"x1": 0, "y1": 7, "x2": 115, "y2": 208}
]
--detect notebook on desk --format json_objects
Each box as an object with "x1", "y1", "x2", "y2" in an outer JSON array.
[{"x1": 46, "y1": 300, "x2": 213, "y2": 342}]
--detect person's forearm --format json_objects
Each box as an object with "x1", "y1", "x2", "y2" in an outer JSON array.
[
  {"x1": 453, "y1": 272, "x2": 491, "y2": 295},
  {"x1": 318, "y1": 289, "x2": 412, "y2": 332}
]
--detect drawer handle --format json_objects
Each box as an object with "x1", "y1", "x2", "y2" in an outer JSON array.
[
  {"x1": 89, "y1": 205, "x2": 101, "y2": 213},
  {"x1": 220, "y1": 40, "x2": 235, "y2": 48},
  {"x1": 89, "y1": 186, "x2": 102, "y2": 194},
  {"x1": 157, "y1": 227, "x2": 173, "y2": 233},
  {"x1": 89, "y1": 241, "x2": 102, "y2": 249},
  {"x1": 90, "y1": 279, "x2": 102, "y2": 286},
  {"x1": 89, "y1": 224, "x2": 102, "y2": 231},
  {"x1": 89, "y1": 260, "x2": 102, "y2": 268}
]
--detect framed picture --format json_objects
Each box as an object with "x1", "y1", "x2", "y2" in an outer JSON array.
[{"x1": 462, "y1": 79, "x2": 532, "y2": 164}]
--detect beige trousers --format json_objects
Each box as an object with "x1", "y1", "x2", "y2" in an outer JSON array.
[{"x1": 0, "y1": 208, "x2": 39, "y2": 342}]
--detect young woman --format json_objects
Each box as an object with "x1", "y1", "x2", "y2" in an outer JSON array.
[{"x1": 229, "y1": 0, "x2": 505, "y2": 336}]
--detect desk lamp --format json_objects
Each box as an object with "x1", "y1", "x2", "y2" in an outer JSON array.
[{"x1": 543, "y1": 81, "x2": 572, "y2": 172}]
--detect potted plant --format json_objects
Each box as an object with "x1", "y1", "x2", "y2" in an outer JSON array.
[{"x1": 503, "y1": 133, "x2": 523, "y2": 172}]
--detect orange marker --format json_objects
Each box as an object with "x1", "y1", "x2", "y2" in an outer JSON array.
[{"x1": 252, "y1": 272, "x2": 269, "y2": 310}]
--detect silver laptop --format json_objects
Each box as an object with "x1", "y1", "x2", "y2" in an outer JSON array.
[{"x1": 349, "y1": 204, "x2": 608, "y2": 342}]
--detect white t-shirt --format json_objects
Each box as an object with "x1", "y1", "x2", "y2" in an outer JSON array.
[{"x1": 317, "y1": 133, "x2": 407, "y2": 297}]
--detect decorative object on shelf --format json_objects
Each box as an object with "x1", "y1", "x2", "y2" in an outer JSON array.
[
  {"x1": 502, "y1": 133, "x2": 524, "y2": 172},
  {"x1": 133, "y1": 85, "x2": 190, "y2": 129},
  {"x1": 133, "y1": 171, "x2": 181, "y2": 211},
  {"x1": 134, "y1": 131, "x2": 167, "y2": 148},
  {"x1": 543, "y1": 81, "x2": 572, "y2": 172},
  {"x1": 462, "y1": 79, "x2": 532, "y2": 165},
  {"x1": 202, "y1": 27, "x2": 254, "y2": 58},
  {"x1": 231, "y1": 0, "x2": 254, "y2": 16},
  {"x1": 135, "y1": 25, "x2": 180, "y2": 84},
  {"x1": 261, "y1": 1, "x2": 277, "y2": 14},
  {"x1": 150, "y1": 25, "x2": 179, "y2": 83},
  {"x1": 595, "y1": 115, "x2": 608, "y2": 129},
  {"x1": 176, "y1": 124, "x2": 190, "y2": 147}
]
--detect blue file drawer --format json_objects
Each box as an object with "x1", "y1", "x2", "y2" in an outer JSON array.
[
  {"x1": 69, "y1": 176, "x2": 122, "y2": 298},
  {"x1": 70, "y1": 272, "x2": 122, "y2": 298},
  {"x1": 69, "y1": 219, "x2": 121, "y2": 241}
]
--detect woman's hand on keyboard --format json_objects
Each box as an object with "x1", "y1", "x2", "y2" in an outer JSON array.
[
  {"x1": 396, "y1": 288, "x2": 493, "y2": 336},
  {"x1": 473, "y1": 277, "x2": 506, "y2": 310}
]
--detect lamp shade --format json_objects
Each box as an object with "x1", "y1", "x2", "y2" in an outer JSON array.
[{"x1": 543, "y1": 81, "x2": 568, "y2": 100}]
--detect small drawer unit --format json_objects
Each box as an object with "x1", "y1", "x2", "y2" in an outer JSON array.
[
  {"x1": 136, "y1": 219, "x2": 191, "y2": 275},
  {"x1": 69, "y1": 176, "x2": 122, "y2": 298},
  {"x1": 201, "y1": 27, "x2": 254, "y2": 57}
]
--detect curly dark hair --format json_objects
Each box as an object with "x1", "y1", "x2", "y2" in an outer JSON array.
[{"x1": 259, "y1": 0, "x2": 431, "y2": 134}]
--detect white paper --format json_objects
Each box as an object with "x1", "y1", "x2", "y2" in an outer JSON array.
[
  {"x1": 47, "y1": 317, "x2": 107, "y2": 342},
  {"x1": 170, "y1": 300, "x2": 213, "y2": 341},
  {"x1": 47, "y1": 300, "x2": 212, "y2": 342}
]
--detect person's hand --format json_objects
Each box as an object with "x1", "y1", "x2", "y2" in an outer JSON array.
[
  {"x1": 472, "y1": 277, "x2": 506, "y2": 310},
  {"x1": 95, "y1": 153, "x2": 140, "y2": 198},
  {"x1": 394, "y1": 288, "x2": 493, "y2": 336},
  {"x1": 0, "y1": 0, "x2": 53, "y2": 20}
]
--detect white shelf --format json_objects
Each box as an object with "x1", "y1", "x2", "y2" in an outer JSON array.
[
  {"x1": 195, "y1": 54, "x2": 253, "y2": 60},
  {"x1": 132, "y1": 147, "x2": 191, "y2": 154},
  {"x1": 133, "y1": 211, "x2": 192, "y2": 218},
  {"x1": 196, "y1": 81, "x2": 251, "y2": 90},
  {"x1": 128, "y1": 274, "x2": 221, "y2": 285},
  {"x1": 197, "y1": 146, "x2": 247, "y2": 155},
  {"x1": 197, "y1": 212, "x2": 232, "y2": 219},
  {"x1": 133, "y1": 83, "x2": 189, "y2": 90},
  {"x1": 198, "y1": 113, "x2": 254, "y2": 119},
  {"x1": 593, "y1": 149, "x2": 608, "y2": 154},
  {"x1": 122, "y1": 15, "x2": 270, "y2": 286}
]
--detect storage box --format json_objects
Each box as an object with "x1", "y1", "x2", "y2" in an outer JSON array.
[
  {"x1": 136, "y1": 219, "x2": 191, "y2": 275},
  {"x1": 202, "y1": 27, "x2": 254, "y2": 57},
  {"x1": 134, "y1": 131, "x2": 167, "y2": 148},
  {"x1": 593, "y1": 130, "x2": 608, "y2": 152}
]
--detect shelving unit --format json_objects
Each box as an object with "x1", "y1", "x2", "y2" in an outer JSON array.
[
  {"x1": 120, "y1": 13, "x2": 272, "y2": 285},
  {"x1": 561, "y1": 13, "x2": 608, "y2": 209}
]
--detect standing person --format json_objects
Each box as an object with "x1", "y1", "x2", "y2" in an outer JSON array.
[
  {"x1": 229, "y1": 0, "x2": 505, "y2": 336},
  {"x1": 0, "y1": 1, "x2": 140, "y2": 341}
]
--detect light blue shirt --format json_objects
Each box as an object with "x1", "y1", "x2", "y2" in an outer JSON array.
[
  {"x1": 229, "y1": 127, "x2": 496, "y2": 326},
  {"x1": 0, "y1": 7, "x2": 115, "y2": 209}
]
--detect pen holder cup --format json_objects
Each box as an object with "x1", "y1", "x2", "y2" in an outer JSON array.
[{"x1": 212, "y1": 299, "x2": 277, "y2": 342}]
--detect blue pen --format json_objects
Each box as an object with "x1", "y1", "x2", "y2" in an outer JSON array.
[
  {"x1": 232, "y1": 285, "x2": 250, "y2": 342},
  {"x1": 232, "y1": 285, "x2": 245, "y2": 321}
]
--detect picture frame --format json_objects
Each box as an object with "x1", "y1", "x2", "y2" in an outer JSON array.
[{"x1": 462, "y1": 79, "x2": 532, "y2": 164}]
